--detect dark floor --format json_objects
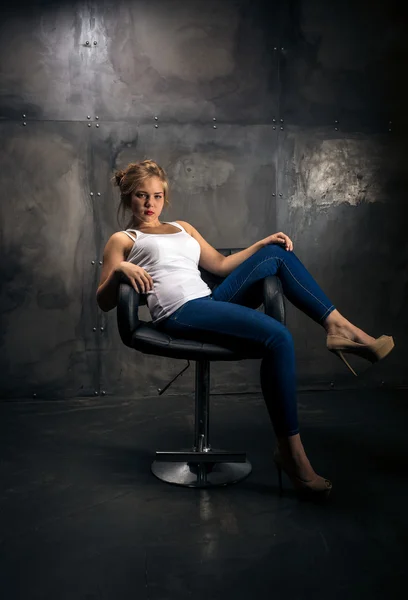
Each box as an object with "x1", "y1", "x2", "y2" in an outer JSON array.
[{"x1": 0, "y1": 388, "x2": 407, "y2": 599}]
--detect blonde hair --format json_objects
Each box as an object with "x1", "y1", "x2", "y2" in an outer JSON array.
[{"x1": 111, "y1": 159, "x2": 170, "y2": 229}]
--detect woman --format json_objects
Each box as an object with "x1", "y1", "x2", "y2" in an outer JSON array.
[{"x1": 96, "y1": 159, "x2": 394, "y2": 501}]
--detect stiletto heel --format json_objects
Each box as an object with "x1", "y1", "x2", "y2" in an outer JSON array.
[
  {"x1": 327, "y1": 334, "x2": 394, "y2": 376},
  {"x1": 273, "y1": 448, "x2": 332, "y2": 502},
  {"x1": 333, "y1": 349, "x2": 358, "y2": 376}
]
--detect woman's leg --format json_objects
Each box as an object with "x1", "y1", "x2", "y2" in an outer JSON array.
[
  {"x1": 158, "y1": 296, "x2": 300, "y2": 437},
  {"x1": 213, "y1": 244, "x2": 375, "y2": 344},
  {"x1": 209, "y1": 244, "x2": 336, "y2": 484},
  {"x1": 158, "y1": 296, "x2": 327, "y2": 485},
  {"x1": 158, "y1": 244, "x2": 343, "y2": 486},
  {"x1": 213, "y1": 244, "x2": 335, "y2": 323}
]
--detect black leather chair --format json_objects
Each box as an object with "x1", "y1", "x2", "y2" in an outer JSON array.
[{"x1": 117, "y1": 248, "x2": 286, "y2": 488}]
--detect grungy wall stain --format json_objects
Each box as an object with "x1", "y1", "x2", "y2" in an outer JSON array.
[
  {"x1": 132, "y1": 1, "x2": 238, "y2": 82},
  {"x1": 288, "y1": 131, "x2": 392, "y2": 209},
  {"x1": 170, "y1": 153, "x2": 235, "y2": 194}
]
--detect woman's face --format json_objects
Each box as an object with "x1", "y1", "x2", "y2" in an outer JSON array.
[{"x1": 131, "y1": 176, "x2": 165, "y2": 227}]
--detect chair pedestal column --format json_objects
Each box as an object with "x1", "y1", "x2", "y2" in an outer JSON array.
[{"x1": 151, "y1": 360, "x2": 252, "y2": 488}]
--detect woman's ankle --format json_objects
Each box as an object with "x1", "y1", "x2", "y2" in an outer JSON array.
[
  {"x1": 323, "y1": 309, "x2": 349, "y2": 334},
  {"x1": 277, "y1": 434, "x2": 316, "y2": 479}
]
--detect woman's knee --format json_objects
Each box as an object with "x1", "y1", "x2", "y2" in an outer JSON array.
[
  {"x1": 257, "y1": 244, "x2": 287, "y2": 258},
  {"x1": 264, "y1": 325, "x2": 294, "y2": 352}
]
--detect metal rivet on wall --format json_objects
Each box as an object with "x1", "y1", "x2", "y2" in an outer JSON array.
[
  {"x1": 95, "y1": 116, "x2": 99, "y2": 120},
  {"x1": 97, "y1": 192, "x2": 101, "y2": 196},
  {"x1": 87, "y1": 116, "x2": 91, "y2": 119},
  {"x1": 23, "y1": 122, "x2": 27, "y2": 126},
  {"x1": 280, "y1": 126, "x2": 284, "y2": 130},
  {"x1": 91, "y1": 260, "x2": 95, "y2": 265},
  {"x1": 330, "y1": 381, "x2": 334, "y2": 388},
  {"x1": 101, "y1": 390, "x2": 106, "y2": 396},
  {"x1": 279, "y1": 193, "x2": 283, "y2": 197},
  {"x1": 273, "y1": 126, "x2": 276, "y2": 130},
  {"x1": 100, "y1": 327, "x2": 104, "y2": 332},
  {"x1": 85, "y1": 41, "x2": 90, "y2": 46},
  {"x1": 90, "y1": 192, "x2": 94, "y2": 196},
  {"x1": 88, "y1": 123, "x2": 91, "y2": 127},
  {"x1": 94, "y1": 391, "x2": 99, "y2": 395},
  {"x1": 94, "y1": 41, "x2": 97, "y2": 45},
  {"x1": 213, "y1": 125, "x2": 217, "y2": 129},
  {"x1": 154, "y1": 116, "x2": 158, "y2": 120},
  {"x1": 280, "y1": 119, "x2": 284, "y2": 123},
  {"x1": 281, "y1": 47, "x2": 284, "y2": 51},
  {"x1": 274, "y1": 47, "x2": 277, "y2": 50},
  {"x1": 213, "y1": 118, "x2": 217, "y2": 121},
  {"x1": 272, "y1": 118, "x2": 276, "y2": 123},
  {"x1": 22, "y1": 114, "x2": 26, "y2": 118},
  {"x1": 335, "y1": 127, "x2": 338, "y2": 131},
  {"x1": 96, "y1": 124, "x2": 99, "y2": 127},
  {"x1": 155, "y1": 124, "x2": 159, "y2": 128},
  {"x1": 33, "y1": 393, "x2": 37, "y2": 398},
  {"x1": 93, "y1": 327, "x2": 97, "y2": 332},
  {"x1": 99, "y1": 261, "x2": 102, "y2": 265},
  {"x1": 272, "y1": 193, "x2": 276, "y2": 197}
]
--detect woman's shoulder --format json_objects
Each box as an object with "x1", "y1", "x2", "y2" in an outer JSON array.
[
  {"x1": 108, "y1": 230, "x2": 136, "y2": 250},
  {"x1": 174, "y1": 220, "x2": 193, "y2": 235}
]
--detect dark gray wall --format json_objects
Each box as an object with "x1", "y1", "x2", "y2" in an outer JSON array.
[{"x1": 0, "y1": 0, "x2": 406, "y2": 400}]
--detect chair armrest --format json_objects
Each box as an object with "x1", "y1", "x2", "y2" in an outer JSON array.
[
  {"x1": 263, "y1": 275, "x2": 286, "y2": 325},
  {"x1": 117, "y1": 281, "x2": 143, "y2": 347}
]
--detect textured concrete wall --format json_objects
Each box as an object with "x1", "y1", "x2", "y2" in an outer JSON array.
[{"x1": 0, "y1": 0, "x2": 406, "y2": 400}]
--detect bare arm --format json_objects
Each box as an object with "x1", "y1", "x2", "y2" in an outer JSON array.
[
  {"x1": 96, "y1": 233, "x2": 154, "y2": 311},
  {"x1": 220, "y1": 241, "x2": 266, "y2": 276},
  {"x1": 96, "y1": 234, "x2": 128, "y2": 312},
  {"x1": 178, "y1": 220, "x2": 266, "y2": 277}
]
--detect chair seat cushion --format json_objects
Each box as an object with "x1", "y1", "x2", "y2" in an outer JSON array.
[{"x1": 130, "y1": 323, "x2": 265, "y2": 361}]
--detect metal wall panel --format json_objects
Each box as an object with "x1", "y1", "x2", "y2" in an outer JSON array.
[
  {"x1": 277, "y1": 0, "x2": 408, "y2": 387},
  {"x1": 0, "y1": 122, "x2": 99, "y2": 399},
  {"x1": 0, "y1": 0, "x2": 406, "y2": 399},
  {"x1": 276, "y1": 127, "x2": 407, "y2": 386},
  {"x1": 0, "y1": 0, "x2": 279, "y2": 124},
  {"x1": 91, "y1": 123, "x2": 278, "y2": 397},
  {"x1": 279, "y1": 0, "x2": 408, "y2": 131}
]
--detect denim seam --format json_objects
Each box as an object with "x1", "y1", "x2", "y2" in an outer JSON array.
[
  {"x1": 225, "y1": 256, "x2": 278, "y2": 302},
  {"x1": 225, "y1": 253, "x2": 334, "y2": 322},
  {"x1": 280, "y1": 260, "x2": 334, "y2": 316},
  {"x1": 319, "y1": 304, "x2": 336, "y2": 322}
]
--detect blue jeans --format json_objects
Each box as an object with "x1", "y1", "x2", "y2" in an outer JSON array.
[{"x1": 156, "y1": 244, "x2": 335, "y2": 437}]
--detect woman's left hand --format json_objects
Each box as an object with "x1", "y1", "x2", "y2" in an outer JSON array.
[{"x1": 261, "y1": 232, "x2": 293, "y2": 251}]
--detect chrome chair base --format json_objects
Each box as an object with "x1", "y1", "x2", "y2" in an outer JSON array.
[{"x1": 151, "y1": 454, "x2": 252, "y2": 488}]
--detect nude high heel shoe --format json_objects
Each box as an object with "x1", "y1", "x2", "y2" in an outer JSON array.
[
  {"x1": 326, "y1": 334, "x2": 394, "y2": 376},
  {"x1": 273, "y1": 448, "x2": 332, "y2": 502}
]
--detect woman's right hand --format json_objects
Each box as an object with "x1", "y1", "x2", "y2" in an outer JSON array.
[{"x1": 116, "y1": 261, "x2": 154, "y2": 294}]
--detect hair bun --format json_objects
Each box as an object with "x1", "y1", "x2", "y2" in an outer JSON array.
[{"x1": 114, "y1": 169, "x2": 125, "y2": 186}]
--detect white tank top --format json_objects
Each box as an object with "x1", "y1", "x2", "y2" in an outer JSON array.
[{"x1": 122, "y1": 221, "x2": 212, "y2": 324}]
